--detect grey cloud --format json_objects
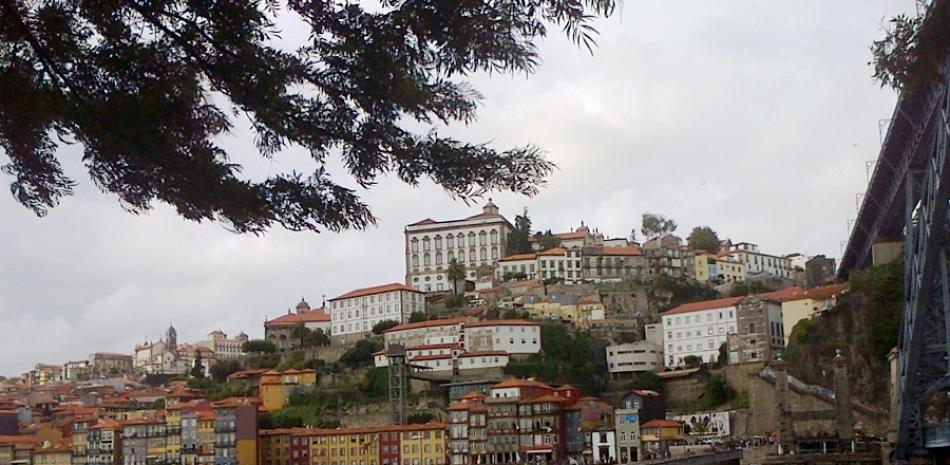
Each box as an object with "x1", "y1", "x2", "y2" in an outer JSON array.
[{"x1": 0, "y1": 0, "x2": 912, "y2": 375}]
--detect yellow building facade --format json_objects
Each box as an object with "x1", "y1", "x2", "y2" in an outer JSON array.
[
  {"x1": 259, "y1": 369, "x2": 318, "y2": 411},
  {"x1": 166, "y1": 407, "x2": 182, "y2": 464},
  {"x1": 197, "y1": 412, "x2": 216, "y2": 464}
]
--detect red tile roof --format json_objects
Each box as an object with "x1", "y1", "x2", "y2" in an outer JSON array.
[
  {"x1": 795, "y1": 283, "x2": 849, "y2": 301},
  {"x1": 458, "y1": 351, "x2": 508, "y2": 358},
  {"x1": 538, "y1": 247, "x2": 568, "y2": 256},
  {"x1": 330, "y1": 283, "x2": 419, "y2": 301},
  {"x1": 492, "y1": 378, "x2": 552, "y2": 389},
  {"x1": 498, "y1": 253, "x2": 538, "y2": 262},
  {"x1": 757, "y1": 287, "x2": 805, "y2": 302},
  {"x1": 384, "y1": 317, "x2": 468, "y2": 333},
  {"x1": 410, "y1": 354, "x2": 452, "y2": 362},
  {"x1": 464, "y1": 319, "x2": 538, "y2": 328},
  {"x1": 663, "y1": 296, "x2": 745, "y2": 315},
  {"x1": 265, "y1": 308, "x2": 331, "y2": 328},
  {"x1": 642, "y1": 419, "x2": 683, "y2": 428},
  {"x1": 406, "y1": 342, "x2": 463, "y2": 351},
  {"x1": 599, "y1": 246, "x2": 644, "y2": 256}
]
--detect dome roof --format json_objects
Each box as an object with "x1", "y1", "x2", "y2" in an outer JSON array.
[{"x1": 296, "y1": 297, "x2": 310, "y2": 313}]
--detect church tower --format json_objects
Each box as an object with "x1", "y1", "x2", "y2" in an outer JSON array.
[{"x1": 166, "y1": 324, "x2": 177, "y2": 352}]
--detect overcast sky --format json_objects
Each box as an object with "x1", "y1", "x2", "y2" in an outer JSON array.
[{"x1": 0, "y1": 0, "x2": 915, "y2": 376}]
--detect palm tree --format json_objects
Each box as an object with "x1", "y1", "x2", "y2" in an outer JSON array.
[{"x1": 446, "y1": 259, "x2": 467, "y2": 294}]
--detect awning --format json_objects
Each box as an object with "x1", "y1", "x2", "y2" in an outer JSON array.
[{"x1": 525, "y1": 449, "x2": 552, "y2": 454}]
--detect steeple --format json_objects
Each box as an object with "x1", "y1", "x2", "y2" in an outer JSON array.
[{"x1": 166, "y1": 324, "x2": 177, "y2": 352}]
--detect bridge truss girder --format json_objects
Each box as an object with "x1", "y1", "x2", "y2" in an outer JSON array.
[{"x1": 894, "y1": 63, "x2": 950, "y2": 461}]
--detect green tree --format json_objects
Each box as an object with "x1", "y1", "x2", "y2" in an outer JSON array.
[
  {"x1": 339, "y1": 339, "x2": 383, "y2": 369},
  {"x1": 190, "y1": 352, "x2": 205, "y2": 379},
  {"x1": 870, "y1": 2, "x2": 949, "y2": 92},
  {"x1": 407, "y1": 412, "x2": 436, "y2": 424},
  {"x1": 446, "y1": 259, "x2": 467, "y2": 294},
  {"x1": 641, "y1": 213, "x2": 677, "y2": 239},
  {"x1": 409, "y1": 312, "x2": 427, "y2": 323},
  {"x1": 372, "y1": 320, "x2": 400, "y2": 335},
  {"x1": 506, "y1": 210, "x2": 533, "y2": 255},
  {"x1": 533, "y1": 230, "x2": 561, "y2": 251},
  {"x1": 290, "y1": 325, "x2": 311, "y2": 348},
  {"x1": 682, "y1": 355, "x2": 702, "y2": 369},
  {"x1": 209, "y1": 360, "x2": 244, "y2": 383},
  {"x1": 242, "y1": 339, "x2": 277, "y2": 354},
  {"x1": 0, "y1": 1, "x2": 615, "y2": 231},
  {"x1": 687, "y1": 226, "x2": 720, "y2": 254},
  {"x1": 304, "y1": 329, "x2": 330, "y2": 348},
  {"x1": 728, "y1": 281, "x2": 772, "y2": 297},
  {"x1": 704, "y1": 376, "x2": 737, "y2": 405},
  {"x1": 629, "y1": 371, "x2": 662, "y2": 391},
  {"x1": 717, "y1": 343, "x2": 729, "y2": 367},
  {"x1": 247, "y1": 354, "x2": 281, "y2": 369}
]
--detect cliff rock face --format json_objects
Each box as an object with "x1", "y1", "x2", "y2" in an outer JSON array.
[{"x1": 783, "y1": 292, "x2": 892, "y2": 410}]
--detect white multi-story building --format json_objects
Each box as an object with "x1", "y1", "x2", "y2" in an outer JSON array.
[
  {"x1": 374, "y1": 317, "x2": 523, "y2": 374},
  {"x1": 463, "y1": 319, "x2": 541, "y2": 355},
  {"x1": 496, "y1": 253, "x2": 539, "y2": 280},
  {"x1": 605, "y1": 341, "x2": 662, "y2": 378},
  {"x1": 726, "y1": 242, "x2": 793, "y2": 279},
  {"x1": 662, "y1": 295, "x2": 785, "y2": 367},
  {"x1": 537, "y1": 247, "x2": 584, "y2": 283},
  {"x1": 497, "y1": 245, "x2": 646, "y2": 283},
  {"x1": 661, "y1": 297, "x2": 742, "y2": 367},
  {"x1": 381, "y1": 317, "x2": 468, "y2": 348},
  {"x1": 405, "y1": 200, "x2": 512, "y2": 292},
  {"x1": 328, "y1": 283, "x2": 425, "y2": 340},
  {"x1": 200, "y1": 330, "x2": 248, "y2": 360}
]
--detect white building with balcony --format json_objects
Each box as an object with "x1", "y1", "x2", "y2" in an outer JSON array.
[{"x1": 405, "y1": 200, "x2": 512, "y2": 292}]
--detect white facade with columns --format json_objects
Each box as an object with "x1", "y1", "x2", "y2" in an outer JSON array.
[{"x1": 404, "y1": 200, "x2": 512, "y2": 292}]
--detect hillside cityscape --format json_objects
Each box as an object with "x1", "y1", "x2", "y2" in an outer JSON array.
[
  {"x1": 1, "y1": 1, "x2": 948, "y2": 465},
  {"x1": 0, "y1": 199, "x2": 913, "y2": 465}
]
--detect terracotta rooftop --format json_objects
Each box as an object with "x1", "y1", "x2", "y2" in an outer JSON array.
[
  {"x1": 642, "y1": 419, "x2": 683, "y2": 428},
  {"x1": 538, "y1": 247, "x2": 568, "y2": 256},
  {"x1": 464, "y1": 319, "x2": 538, "y2": 328},
  {"x1": 598, "y1": 246, "x2": 644, "y2": 256},
  {"x1": 384, "y1": 317, "x2": 468, "y2": 333},
  {"x1": 265, "y1": 308, "x2": 331, "y2": 328},
  {"x1": 492, "y1": 378, "x2": 552, "y2": 390},
  {"x1": 458, "y1": 351, "x2": 508, "y2": 358},
  {"x1": 330, "y1": 283, "x2": 419, "y2": 301},
  {"x1": 796, "y1": 283, "x2": 849, "y2": 301},
  {"x1": 662, "y1": 296, "x2": 745, "y2": 316},
  {"x1": 498, "y1": 253, "x2": 538, "y2": 262}
]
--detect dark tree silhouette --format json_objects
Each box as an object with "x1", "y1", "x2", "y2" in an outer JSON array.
[{"x1": 0, "y1": 0, "x2": 615, "y2": 232}]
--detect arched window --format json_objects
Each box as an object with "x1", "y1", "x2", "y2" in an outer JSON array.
[
  {"x1": 480, "y1": 247, "x2": 487, "y2": 261},
  {"x1": 424, "y1": 253, "x2": 431, "y2": 266},
  {"x1": 411, "y1": 238, "x2": 419, "y2": 253},
  {"x1": 447, "y1": 251, "x2": 455, "y2": 263},
  {"x1": 436, "y1": 252, "x2": 443, "y2": 266},
  {"x1": 457, "y1": 233, "x2": 465, "y2": 247},
  {"x1": 434, "y1": 235, "x2": 442, "y2": 250},
  {"x1": 468, "y1": 248, "x2": 476, "y2": 263},
  {"x1": 412, "y1": 254, "x2": 419, "y2": 267},
  {"x1": 468, "y1": 232, "x2": 476, "y2": 247},
  {"x1": 479, "y1": 231, "x2": 487, "y2": 246},
  {"x1": 422, "y1": 236, "x2": 430, "y2": 251},
  {"x1": 490, "y1": 229, "x2": 498, "y2": 244},
  {"x1": 458, "y1": 250, "x2": 465, "y2": 263},
  {"x1": 447, "y1": 235, "x2": 454, "y2": 249},
  {"x1": 491, "y1": 246, "x2": 498, "y2": 260}
]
